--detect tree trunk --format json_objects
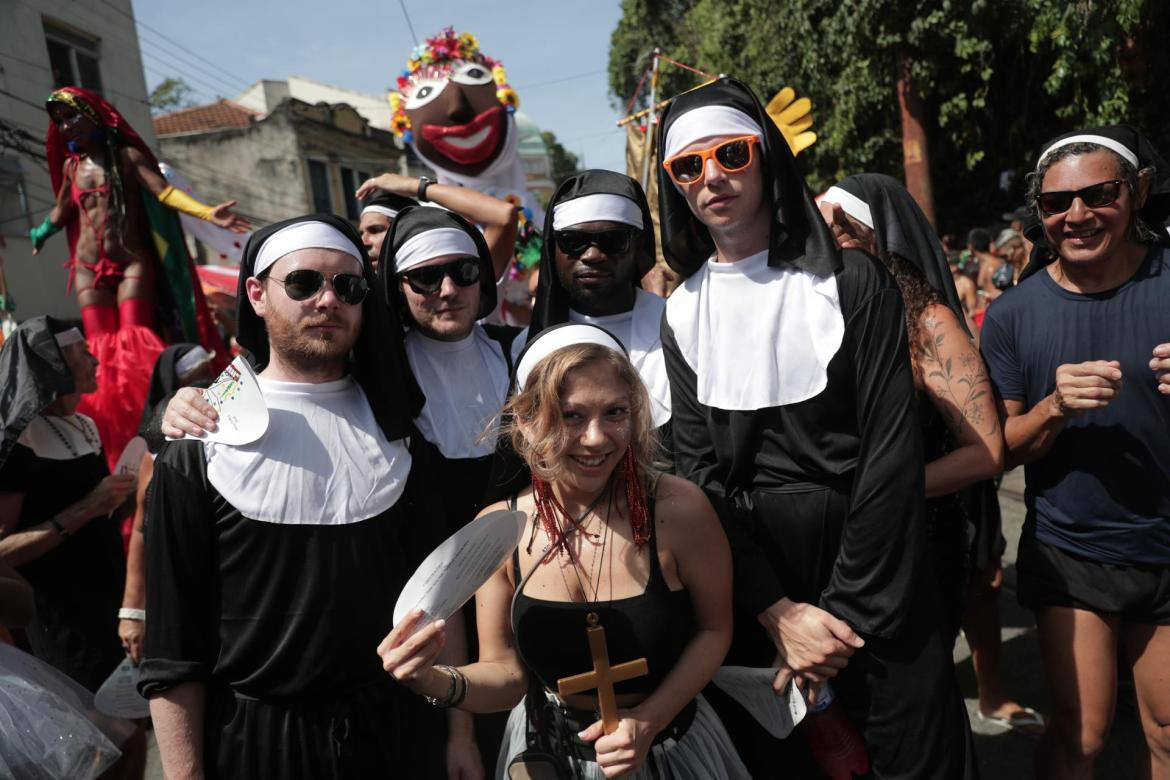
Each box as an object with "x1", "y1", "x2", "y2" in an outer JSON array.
[{"x1": 896, "y1": 45, "x2": 936, "y2": 229}]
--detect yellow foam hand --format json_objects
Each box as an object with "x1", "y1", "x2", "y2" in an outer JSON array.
[{"x1": 766, "y1": 86, "x2": 817, "y2": 156}]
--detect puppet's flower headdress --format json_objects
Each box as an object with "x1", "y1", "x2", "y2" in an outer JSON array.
[{"x1": 389, "y1": 27, "x2": 517, "y2": 142}]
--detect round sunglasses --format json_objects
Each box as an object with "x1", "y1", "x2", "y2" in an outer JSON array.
[
  {"x1": 1037, "y1": 179, "x2": 1125, "y2": 216},
  {"x1": 662, "y1": 135, "x2": 759, "y2": 186},
  {"x1": 268, "y1": 270, "x2": 369, "y2": 305},
  {"x1": 400, "y1": 257, "x2": 481, "y2": 295},
  {"x1": 553, "y1": 228, "x2": 635, "y2": 257}
]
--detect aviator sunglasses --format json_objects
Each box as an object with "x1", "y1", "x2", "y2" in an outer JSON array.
[
  {"x1": 268, "y1": 270, "x2": 369, "y2": 305},
  {"x1": 1037, "y1": 179, "x2": 1125, "y2": 216},
  {"x1": 553, "y1": 228, "x2": 635, "y2": 257},
  {"x1": 662, "y1": 135, "x2": 759, "y2": 186},
  {"x1": 400, "y1": 257, "x2": 481, "y2": 295}
]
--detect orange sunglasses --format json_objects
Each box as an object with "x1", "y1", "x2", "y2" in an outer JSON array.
[{"x1": 662, "y1": 135, "x2": 759, "y2": 185}]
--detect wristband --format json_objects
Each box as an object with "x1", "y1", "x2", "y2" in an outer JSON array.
[
  {"x1": 118, "y1": 607, "x2": 146, "y2": 621},
  {"x1": 30, "y1": 216, "x2": 62, "y2": 251},
  {"x1": 159, "y1": 185, "x2": 215, "y2": 221},
  {"x1": 417, "y1": 176, "x2": 434, "y2": 202},
  {"x1": 48, "y1": 515, "x2": 69, "y2": 537}
]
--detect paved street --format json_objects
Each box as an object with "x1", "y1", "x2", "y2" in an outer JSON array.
[{"x1": 143, "y1": 468, "x2": 1144, "y2": 779}]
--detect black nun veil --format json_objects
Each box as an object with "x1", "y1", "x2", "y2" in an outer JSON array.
[
  {"x1": 377, "y1": 205, "x2": 499, "y2": 321},
  {"x1": 655, "y1": 77, "x2": 840, "y2": 279},
  {"x1": 0, "y1": 316, "x2": 77, "y2": 470},
  {"x1": 834, "y1": 173, "x2": 971, "y2": 335},
  {"x1": 527, "y1": 170, "x2": 656, "y2": 341},
  {"x1": 237, "y1": 213, "x2": 422, "y2": 442}
]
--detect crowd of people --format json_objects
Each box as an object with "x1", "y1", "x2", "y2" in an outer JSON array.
[{"x1": 1, "y1": 71, "x2": 1168, "y2": 780}]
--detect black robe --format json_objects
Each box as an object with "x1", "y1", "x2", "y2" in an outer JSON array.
[
  {"x1": 139, "y1": 438, "x2": 446, "y2": 779},
  {"x1": 664, "y1": 249, "x2": 975, "y2": 780}
]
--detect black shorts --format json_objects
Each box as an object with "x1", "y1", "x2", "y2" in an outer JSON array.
[{"x1": 1017, "y1": 532, "x2": 1170, "y2": 625}]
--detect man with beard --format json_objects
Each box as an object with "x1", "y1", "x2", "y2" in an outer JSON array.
[{"x1": 140, "y1": 214, "x2": 450, "y2": 778}]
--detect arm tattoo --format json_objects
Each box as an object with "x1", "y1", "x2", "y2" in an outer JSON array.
[{"x1": 920, "y1": 312, "x2": 1001, "y2": 439}]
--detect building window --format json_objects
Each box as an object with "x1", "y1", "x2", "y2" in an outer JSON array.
[
  {"x1": 43, "y1": 22, "x2": 103, "y2": 93},
  {"x1": 339, "y1": 167, "x2": 360, "y2": 220},
  {"x1": 0, "y1": 157, "x2": 32, "y2": 238},
  {"x1": 308, "y1": 160, "x2": 332, "y2": 214}
]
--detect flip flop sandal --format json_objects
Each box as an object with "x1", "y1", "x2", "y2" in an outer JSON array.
[{"x1": 977, "y1": 707, "x2": 1046, "y2": 737}]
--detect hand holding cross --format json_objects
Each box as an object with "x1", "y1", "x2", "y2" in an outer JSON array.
[{"x1": 557, "y1": 612, "x2": 649, "y2": 734}]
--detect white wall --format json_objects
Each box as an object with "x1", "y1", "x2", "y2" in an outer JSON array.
[{"x1": 0, "y1": 0, "x2": 153, "y2": 322}]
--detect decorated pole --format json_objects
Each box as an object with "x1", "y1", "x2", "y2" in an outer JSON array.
[{"x1": 639, "y1": 50, "x2": 660, "y2": 192}]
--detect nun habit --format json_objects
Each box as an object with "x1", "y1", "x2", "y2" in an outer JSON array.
[
  {"x1": 831, "y1": 173, "x2": 999, "y2": 642},
  {"x1": 138, "y1": 214, "x2": 446, "y2": 778},
  {"x1": 0, "y1": 317, "x2": 125, "y2": 692},
  {"x1": 657, "y1": 79, "x2": 974, "y2": 779}
]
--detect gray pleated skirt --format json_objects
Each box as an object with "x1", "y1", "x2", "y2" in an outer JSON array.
[{"x1": 494, "y1": 693, "x2": 751, "y2": 780}]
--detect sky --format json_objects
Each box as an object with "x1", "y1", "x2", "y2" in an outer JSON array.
[{"x1": 133, "y1": 0, "x2": 632, "y2": 173}]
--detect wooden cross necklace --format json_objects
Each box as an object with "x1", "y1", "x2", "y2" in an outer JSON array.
[{"x1": 549, "y1": 485, "x2": 649, "y2": 734}]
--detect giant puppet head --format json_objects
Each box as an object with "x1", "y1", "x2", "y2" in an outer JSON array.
[{"x1": 391, "y1": 28, "x2": 518, "y2": 177}]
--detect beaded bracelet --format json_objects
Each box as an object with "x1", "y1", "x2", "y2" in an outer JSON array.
[{"x1": 425, "y1": 665, "x2": 459, "y2": 708}]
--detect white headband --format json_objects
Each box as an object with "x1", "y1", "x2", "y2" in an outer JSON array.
[
  {"x1": 514, "y1": 324, "x2": 626, "y2": 393},
  {"x1": 54, "y1": 327, "x2": 83, "y2": 348},
  {"x1": 394, "y1": 227, "x2": 480, "y2": 274},
  {"x1": 822, "y1": 186, "x2": 874, "y2": 230},
  {"x1": 663, "y1": 105, "x2": 764, "y2": 162},
  {"x1": 361, "y1": 204, "x2": 400, "y2": 220},
  {"x1": 552, "y1": 193, "x2": 643, "y2": 231},
  {"x1": 254, "y1": 222, "x2": 364, "y2": 277},
  {"x1": 175, "y1": 346, "x2": 214, "y2": 377},
  {"x1": 1039, "y1": 134, "x2": 1139, "y2": 169}
]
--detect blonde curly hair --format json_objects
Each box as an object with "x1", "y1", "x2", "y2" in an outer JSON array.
[{"x1": 499, "y1": 343, "x2": 660, "y2": 485}]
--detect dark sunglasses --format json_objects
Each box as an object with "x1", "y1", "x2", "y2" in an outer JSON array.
[
  {"x1": 400, "y1": 257, "x2": 481, "y2": 295},
  {"x1": 268, "y1": 270, "x2": 369, "y2": 305},
  {"x1": 661, "y1": 135, "x2": 758, "y2": 185},
  {"x1": 1037, "y1": 179, "x2": 1125, "y2": 216},
  {"x1": 553, "y1": 228, "x2": 635, "y2": 257}
]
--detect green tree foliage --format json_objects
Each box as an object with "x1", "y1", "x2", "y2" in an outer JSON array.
[
  {"x1": 149, "y1": 77, "x2": 197, "y2": 115},
  {"x1": 608, "y1": 0, "x2": 1169, "y2": 233},
  {"x1": 541, "y1": 131, "x2": 581, "y2": 186}
]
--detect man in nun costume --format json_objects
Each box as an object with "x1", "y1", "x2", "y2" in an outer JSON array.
[
  {"x1": 382, "y1": 205, "x2": 521, "y2": 537},
  {"x1": 358, "y1": 191, "x2": 416, "y2": 268},
  {"x1": 140, "y1": 214, "x2": 449, "y2": 778},
  {"x1": 517, "y1": 169, "x2": 672, "y2": 434},
  {"x1": 656, "y1": 78, "x2": 974, "y2": 777}
]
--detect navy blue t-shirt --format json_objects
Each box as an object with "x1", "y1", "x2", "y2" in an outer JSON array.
[{"x1": 981, "y1": 245, "x2": 1170, "y2": 565}]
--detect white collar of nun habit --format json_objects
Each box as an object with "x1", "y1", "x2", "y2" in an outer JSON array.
[
  {"x1": 406, "y1": 325, "x2": 509, "y2": 459},
  {"x1": 665, "y1": 250, "x2": 845, "y2": 410},
  {"x1": 205, "y1": 375, "x2": 410, "y2": 525}
]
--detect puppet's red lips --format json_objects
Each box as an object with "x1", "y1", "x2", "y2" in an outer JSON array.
[{"x1": 420, "y1": 106, "x2": 505, "y2": 166}]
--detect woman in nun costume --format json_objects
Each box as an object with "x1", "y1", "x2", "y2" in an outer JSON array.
[
  {"x1": 820, "y1": 176, "x2": 1042, "y2": 732},
  {"x1": 138, "y1": 214, "x2": 448, "y2": 778},
  {"x1": 656, "y1": 78, "x2": 975, "y2": 778}
]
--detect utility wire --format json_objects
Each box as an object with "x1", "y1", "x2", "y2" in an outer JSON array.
[{"x1": 396, "y1": 0, "x2": 420, "y2": 45}]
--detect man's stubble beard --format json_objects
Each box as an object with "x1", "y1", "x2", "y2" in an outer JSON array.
[{"x1": 264, "y1": 307, "x2": 357, "y2": 376}]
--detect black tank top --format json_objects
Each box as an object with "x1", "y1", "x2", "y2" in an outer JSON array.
[{"x1": 511, "y1": 496, "x2": 694, "y2": 696}]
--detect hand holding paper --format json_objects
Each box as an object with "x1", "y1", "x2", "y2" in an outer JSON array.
[{"x1": 393, "y1": 508, "x2": 526, "y2": 632}]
